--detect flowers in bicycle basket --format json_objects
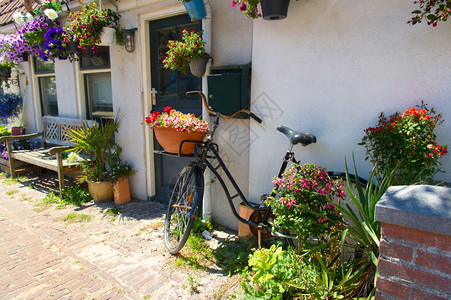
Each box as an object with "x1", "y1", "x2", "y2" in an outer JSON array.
[
  {"x1": 264, "y1": 162, "x2": 346, "y2": 244},
  {"x1": 145, "y1": 106, "x2": 209, "y2": 133}
]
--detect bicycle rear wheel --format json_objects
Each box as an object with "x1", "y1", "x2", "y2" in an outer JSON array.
[{"x1": 164, "y1": 164, "x2": 204, "y2": 254}]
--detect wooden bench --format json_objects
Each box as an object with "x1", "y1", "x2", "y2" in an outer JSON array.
[{"x1": 0, "y1": 116, "x2": 96, "y2": 195}]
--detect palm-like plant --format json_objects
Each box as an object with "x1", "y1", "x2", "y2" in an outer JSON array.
[
  {"x1": 338, "y1": 155, "x2": 395, "y2": 297},
  {"x1": 65, "y1": 116, "x2": 121, "y2": 182}
]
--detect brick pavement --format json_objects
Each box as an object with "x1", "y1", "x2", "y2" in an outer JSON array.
[{"x1": 0, "y1": 173, "x2": 241, "y2": 299}]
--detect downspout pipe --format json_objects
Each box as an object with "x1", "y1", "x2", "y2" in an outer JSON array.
[{"x1": 202, "y1": 0, "x2": 213, "y2": 221}]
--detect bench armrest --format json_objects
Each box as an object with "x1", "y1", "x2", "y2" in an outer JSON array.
[
  {"x1": 48, "y1": 146, "x2": 72, "y2": 155},
  {"x1": 0, "y1": 132, "x2": 44, "y2": 142}
]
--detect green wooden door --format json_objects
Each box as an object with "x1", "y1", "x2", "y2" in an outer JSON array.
[{"x1": 149, "y1": 15, "x2": 202, "y2": 202}]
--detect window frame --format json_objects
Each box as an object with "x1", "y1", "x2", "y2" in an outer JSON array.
[
  {"x1": 79, "y1": 46, "x2": 113, "y2": 120},
  {"x1": 33, "y1": 58, "x2": 58, "y2": 117}
]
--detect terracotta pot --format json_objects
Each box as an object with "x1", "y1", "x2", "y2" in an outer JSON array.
[
  {"x1": 113, "y1": 177, "x2": 131, "y2": 205},
  {"x1": 87, "y1": 180, "x2": 113, "y2": 202},
  {"x1": 154, "y1": 126, "x2": 206, "y2": 155},
  {"x1": 189, "y1": 53, "x2": 211, "y2": 78}
]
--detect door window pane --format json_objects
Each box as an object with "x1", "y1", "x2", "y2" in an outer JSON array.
[
  {"x1": 39, "y1": 76, "x2": 58, "y2": 116},
  {"x1": 85, "y1": 72, "x2": 113, "y2": 119}
]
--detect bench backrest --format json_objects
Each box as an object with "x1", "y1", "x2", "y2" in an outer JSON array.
[{"x1": 42, "y1": 116, "x2": 97, "y2": 146}]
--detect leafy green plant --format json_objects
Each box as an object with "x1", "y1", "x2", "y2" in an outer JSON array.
[
  {"x1": 66, "y1": 116, "x2": 121, "y2": 182},
  {"x1": 107, "y1": 156, "x2": 133, "y2": 183},
  {"x1": 162, "y1": 30, "x2": 206, "y2": 73},
  {"x1": 61, "y1": 185, "x2": 90, "y2": 206},
  {"x1": 192, "y1": 218, "x2": 213, "y2": 234},
  {"x1": 241, "y1": 245, "x2": 325, "y2": 300},
  {"x1": 265, "y1": 162, "x2": 346, "y2": 246},
  {"x1": 360, "y1": 102, "x2": 447, "y2": 185},
  {"x1": 215, "y1": 237, "x2": 254, "y2": 276},
  {"x1": 66, "y1": 1, "x2": 121, "y2": 51},
  {"x1": 337, "y1": 156, "x2": 395, "y2": 297},
  {"x1": 409, "y1": 0, "x2": 451, "y2": 26}
]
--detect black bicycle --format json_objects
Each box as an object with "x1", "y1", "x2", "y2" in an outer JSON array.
[{"x1": 158, "y1": 91, "x2": 366, "y2": 254}]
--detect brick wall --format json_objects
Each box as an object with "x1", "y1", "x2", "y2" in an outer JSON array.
[{"x1": 375, "y1": 185, "x2": 451, "y2": 300}]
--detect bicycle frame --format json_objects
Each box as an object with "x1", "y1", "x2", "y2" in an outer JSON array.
[{"x1": 178, "y1": 115, "x2": 300, "y2": 231}]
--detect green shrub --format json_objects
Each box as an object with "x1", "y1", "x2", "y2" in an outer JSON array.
[
  {"x1": 61, "y1": 185, "x2": 90, "y2": 206},
  {"x1": 241, "y1": 245, "x2": 326, "y2": 300}
]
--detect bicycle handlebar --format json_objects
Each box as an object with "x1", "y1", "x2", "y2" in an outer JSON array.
[{"x1": 186, "y1": 91, "x2": 263, "y2": 123}]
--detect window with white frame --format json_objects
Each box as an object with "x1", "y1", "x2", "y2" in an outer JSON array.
[
  {"x1": 34, "y1": 59, "x2": 58, "y2": 116},
  {"x1": 79, "y1": 46, "x2": 113, "y2": 120}
]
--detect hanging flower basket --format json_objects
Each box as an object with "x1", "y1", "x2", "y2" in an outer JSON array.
[
  {"x1": 183, "y1": 0, "x2": 207, "y2": 21},
  {"x1": 154, "y1": 126, "x2": 206, "y2": 155},
  {"x1": 260, "y1": 0, "x2": 291, "y2": 20},
  {"x1": 189, "y1": 53, "x2": 211, "y2": 78}
]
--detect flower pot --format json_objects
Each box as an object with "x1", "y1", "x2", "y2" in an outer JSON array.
[
  {"x1": 65, "y1": 40, "x2": 80, "y2": 53},
  {"x1": 113, "y1": 177, "x2": 131, "y2": 205},
  {"x1": 87, "y1": 180, "x2": 113, "y2": 202},
  {"x1": 154, "y1": 126, "x2": 206, "y2": 155},
  {"x1": 189, "y1": 53, "x2": 211, "y2": 78},
  {"x1": 99, "y1": 27, "x2": 115, "y2": 45},
  {"x1": 183, "y1": 0, "x2": 207, "y2": 21},
  {"x1": 260, "y1": 0, "x2": 291, "y2": 20}
]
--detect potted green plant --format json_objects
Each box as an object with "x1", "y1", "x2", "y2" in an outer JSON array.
[
  {"x1": 232, "y1": 0, "x2": 298, "y2": 20},
  {"x1": 264, "y1": 162, "x2": 347, "y2": 247},
  {"x1": 360, "y1": 102, "x2": 448, "y2": 185},
  {"x1": 66, "y1": 117, "x2": 121, "y2": 202},
  {"x1": 66, "y1": 1, "x2": 122, "y2": 52},
  {"x1": 108, "y1": 156, "x2": 133, "y2": 205},
  {"x1": 145, "y1": 106, "x2": 209, "y2": 155},
  {"x1": 162, "y1": 29, "x2": 211, "y2": 77},
  {"x1": 178, "y1": 0, "x2": 207, "y2": 21}
]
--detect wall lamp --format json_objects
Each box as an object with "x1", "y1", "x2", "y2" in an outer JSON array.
[{"x1": 124, "y1": 28, "x2": 137, "y2": 53}]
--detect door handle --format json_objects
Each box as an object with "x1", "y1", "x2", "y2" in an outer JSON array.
[{"x1": 150, "y1": 88, "x2": 158, "y2": 105}]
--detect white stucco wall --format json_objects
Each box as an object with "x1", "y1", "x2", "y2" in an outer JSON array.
[
  {"x1": 248, "y1": 0, "x2": 451, "y2": 202},
  {"x1": 205, "y1": 0, "x2": 254, "y2": 230}
]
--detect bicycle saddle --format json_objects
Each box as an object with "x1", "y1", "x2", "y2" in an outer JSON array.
[{"x1": 277, "y1": 126, "x2": 317, "y2": 146}]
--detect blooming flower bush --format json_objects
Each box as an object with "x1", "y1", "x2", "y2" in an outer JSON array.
[
  {"x1": 409, "y1": 0, "x2": 451, "y2": 26},
  {"x1": 18, "y1": 15, "x2": 59, "y2": 47},
  {"x1": 162, "y1": 29, "x2": 205, "y2": 73},
  {"x1": 145, "y1": 106, "x2": 209, "y2": 133},
  {"x1": 67, "y1": 1, "x2": 121, "y2": 52},
  {"x1": 360, "y1": 102, "x2": 448, "y2": 185},
  {"x1": 0, "y1": 93, "x2": 22, "y2": 123},
  {"x1": 0, "y1": 34, "x2": 38, "y2": 64},
  {"x1": 265, "y1": 162, "x2": 346, "y2": 243}
]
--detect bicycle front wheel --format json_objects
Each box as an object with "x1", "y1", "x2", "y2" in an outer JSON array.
[{"x1": 164, "y1": 164, "x2": 204, "y2": 254}]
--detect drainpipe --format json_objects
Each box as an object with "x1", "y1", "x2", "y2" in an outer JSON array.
[{"x1": 202, "y1": 0, "x2": 213, "y2": 221}]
